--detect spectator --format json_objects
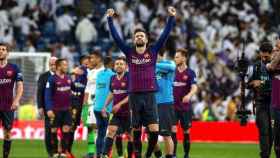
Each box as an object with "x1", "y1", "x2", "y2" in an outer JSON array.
[
  {"x1": 59, "y1": 0, "x2": 75, "y2": 7},
  {"x1": 23, "y1": 39, "x2": 36, "y2": 52},
  {"x1": 211, "y1": 97, "x2": 227, "y2": 121},
  {"x1": 75, "y1": 15, "x2": 98, "y2": 55},
  {"x1": 56, "y1": 10, "x2": 75, "y2": 44},
  {"x1": 226, "y1": 96, "x2": 239, "y2": 121},
  {"x1": 39, "y1": 0, "x2": 57, "y2": 17},
  {"x1": 1, "y1": 29, "x2": 14, "y2": 46}
]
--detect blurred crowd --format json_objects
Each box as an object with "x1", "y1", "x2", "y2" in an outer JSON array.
[{"x1": 1, "y1": 0, "x2": 280, "y2": 121}]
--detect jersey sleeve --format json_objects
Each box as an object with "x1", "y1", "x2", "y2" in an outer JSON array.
[
  {"x1": 107, "y1": 17, "x2": 131, "y2": 55},
  {"x1": 12, "y1": 64, "x2": 23, "y2": 82},
  {"x1": 189, "y1": 69, "x2": 197, "y2": 85},
  {"x1": 45, "y1": 76, "x2": 55, "y2": 110},
  {"x1": 151, "y1": 16, "x2": 176, "y2": 54},
  {"x1": 85, "y1": 71, "x2": 93, "y2": 94},
  {"x1": 81, "y1": 66, "x2": 88, "y2": 77}
]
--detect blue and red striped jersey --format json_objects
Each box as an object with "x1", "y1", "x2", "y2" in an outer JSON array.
[
  {"x1": 45, "y1": 74, "x2": 72, "y2": 111},
  {"x1": 108, "y1": 16, "x2": 175, "y2": 92},
  {"x1": 173, "y1": 68, "x2": 196, "y2": 111},
  {"x1": 110, "y1": 73, "x2": 129, "y2": 116},
  {"x1": 0, "y1": 63, "x2": 23, "y2": 111}
]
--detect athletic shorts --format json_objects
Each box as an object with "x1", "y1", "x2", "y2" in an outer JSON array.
[
  {"x1": 0, "y1": 111, "x2": 14, "y2": 130},
  {"x1": 129, "y1": 92, "x2": 158, "y2": 128},
  {"x1": 110, "y1": 115, "x2": 131, "y2": 134},
  {"x1": 174, "y1": 109, "x2": 192, "y2": 130},
  {"x1": 158, "y1": 105, "x2": 175, "y2": 136},
  {"x1": 50, "y1": 110, "x2": 72, "y2": 128}
]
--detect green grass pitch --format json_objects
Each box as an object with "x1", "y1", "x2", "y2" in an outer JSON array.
[{"x1": 0, "y1": 140, "x2": 276, "y2": 158}]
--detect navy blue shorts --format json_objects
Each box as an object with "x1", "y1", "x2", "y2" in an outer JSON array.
[
  {"x1": 0, "y1": 111, "x2": 14, "y2": 130},
  {"x1": 129, "y1": 92, "x2": 158, "y2": 128},
  {"x1": 174, "y1": 109, "x2": 192, "y2": 130},
  {"x1": 110, "y1": 115, "x2": 131, "y2": 134},
  {"x1": 50, "y1": 110, "x2": 72, "y2": 128},
  {"x1": 158, "y1": 105, "x2": 175, "y2": 136}
]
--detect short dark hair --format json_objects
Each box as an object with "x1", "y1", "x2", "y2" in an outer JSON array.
[
  {"x1": 55, "y1": 58, "x2": 67, "y2": 67},
  {"x1": 115, "y1": 56, "x2": 127, "y2": 63},
  {"x1": 134, "y1": 28, "x2": 147, "y2": 35},
  {"x1": 79, "y1": 55, "x2": 89, "y2": 64},
  {"x1": 0, "y1": 42, "x2": 10, "y2": 51},
  {"x1": 103, "y1": 56, "x2": 114, "y2": 68},
  {"x1": 176, "y1": 48, "x2": 188, "y2": 59},
  {"x1": 259, "y1": 42, "x2": 273, "y2": 54},
  {"x1": 89, "y1": 50, "x2": 103, "y2": 60}
]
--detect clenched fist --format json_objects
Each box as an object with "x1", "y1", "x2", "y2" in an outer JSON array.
[
  {"x1": 168, "y1": 6, "x2": 176, "y2": 16},
  {"x1": 107, "y1": 8, "x2": 115, "y2": 17}
]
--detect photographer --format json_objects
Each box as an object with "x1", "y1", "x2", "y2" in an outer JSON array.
[{"x1": 247, "y1": 42, "x2": 273, "y2": 158}]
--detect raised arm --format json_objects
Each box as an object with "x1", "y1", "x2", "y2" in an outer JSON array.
[
  {"x1": 267, "y1": 51, "x2": 280, "y2": 71},
  {"x1": 107, "y1": 9, "x2": 130, "y2": 55},
  {"x1": 152, "y1": 7, "x2": 176, "y2": 53}
]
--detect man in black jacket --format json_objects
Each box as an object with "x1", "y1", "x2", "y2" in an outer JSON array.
[
  {"x1": 247, "y1": 42, "x2": 273, "y2": 158},
  {"x1": 37, "y1": 57, "x2": 57, "y2": 158}
]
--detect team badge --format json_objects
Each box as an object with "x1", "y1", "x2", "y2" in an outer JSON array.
[
  {"x1": 144, "y1": 53, "x2": 150, "y2": 58},
  {"x1": 121, "y1": 82, "x2": 126, "y2": 87},
  {"x1": 183, "y1": 75, "x2": 188, "y2": 80},
  {"x1": 7, "y1": 70, "x2": 13, "y2": 77}
]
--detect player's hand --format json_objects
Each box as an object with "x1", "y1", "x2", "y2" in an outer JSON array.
[
  {"x1": 101, "y1": 108, "x2": 107, "y2": 118},
  {"x1": 83, "y1": 100, "x2": 89, "y2": 106},
  {"x1": 107, "y1": 8, "x2": 115, "y2": 17},
  {"x1": 168, "y1": 6, "x2": 176, "y2": 16},
  {"x1": 250, "y1": 80, "x2": 262, "y2": 88},
  {"x1": 182, "y1": 94, "x2": 191, "y2": 103},
  {"x1": 11, "y1": 100, "x2": 20, "y2": 110},
  {"x1": 83, "y1": 103, "x2": 89, "y2": 108},
  {"x1": 112, "y1": 104, "x2": 121, "y2": 114},
  {"x1": 276, "y1": 39, "x2": 280, "y2": 50},
  {"x1": 38, "y1": 108, "x2": 44, "y2": 117},
  {"x1": 266, "y1": 63, "x2": 272, "y2": 70},
  {"x1": 47, "y1": 110, "x2": 55, "y2": 119}
]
